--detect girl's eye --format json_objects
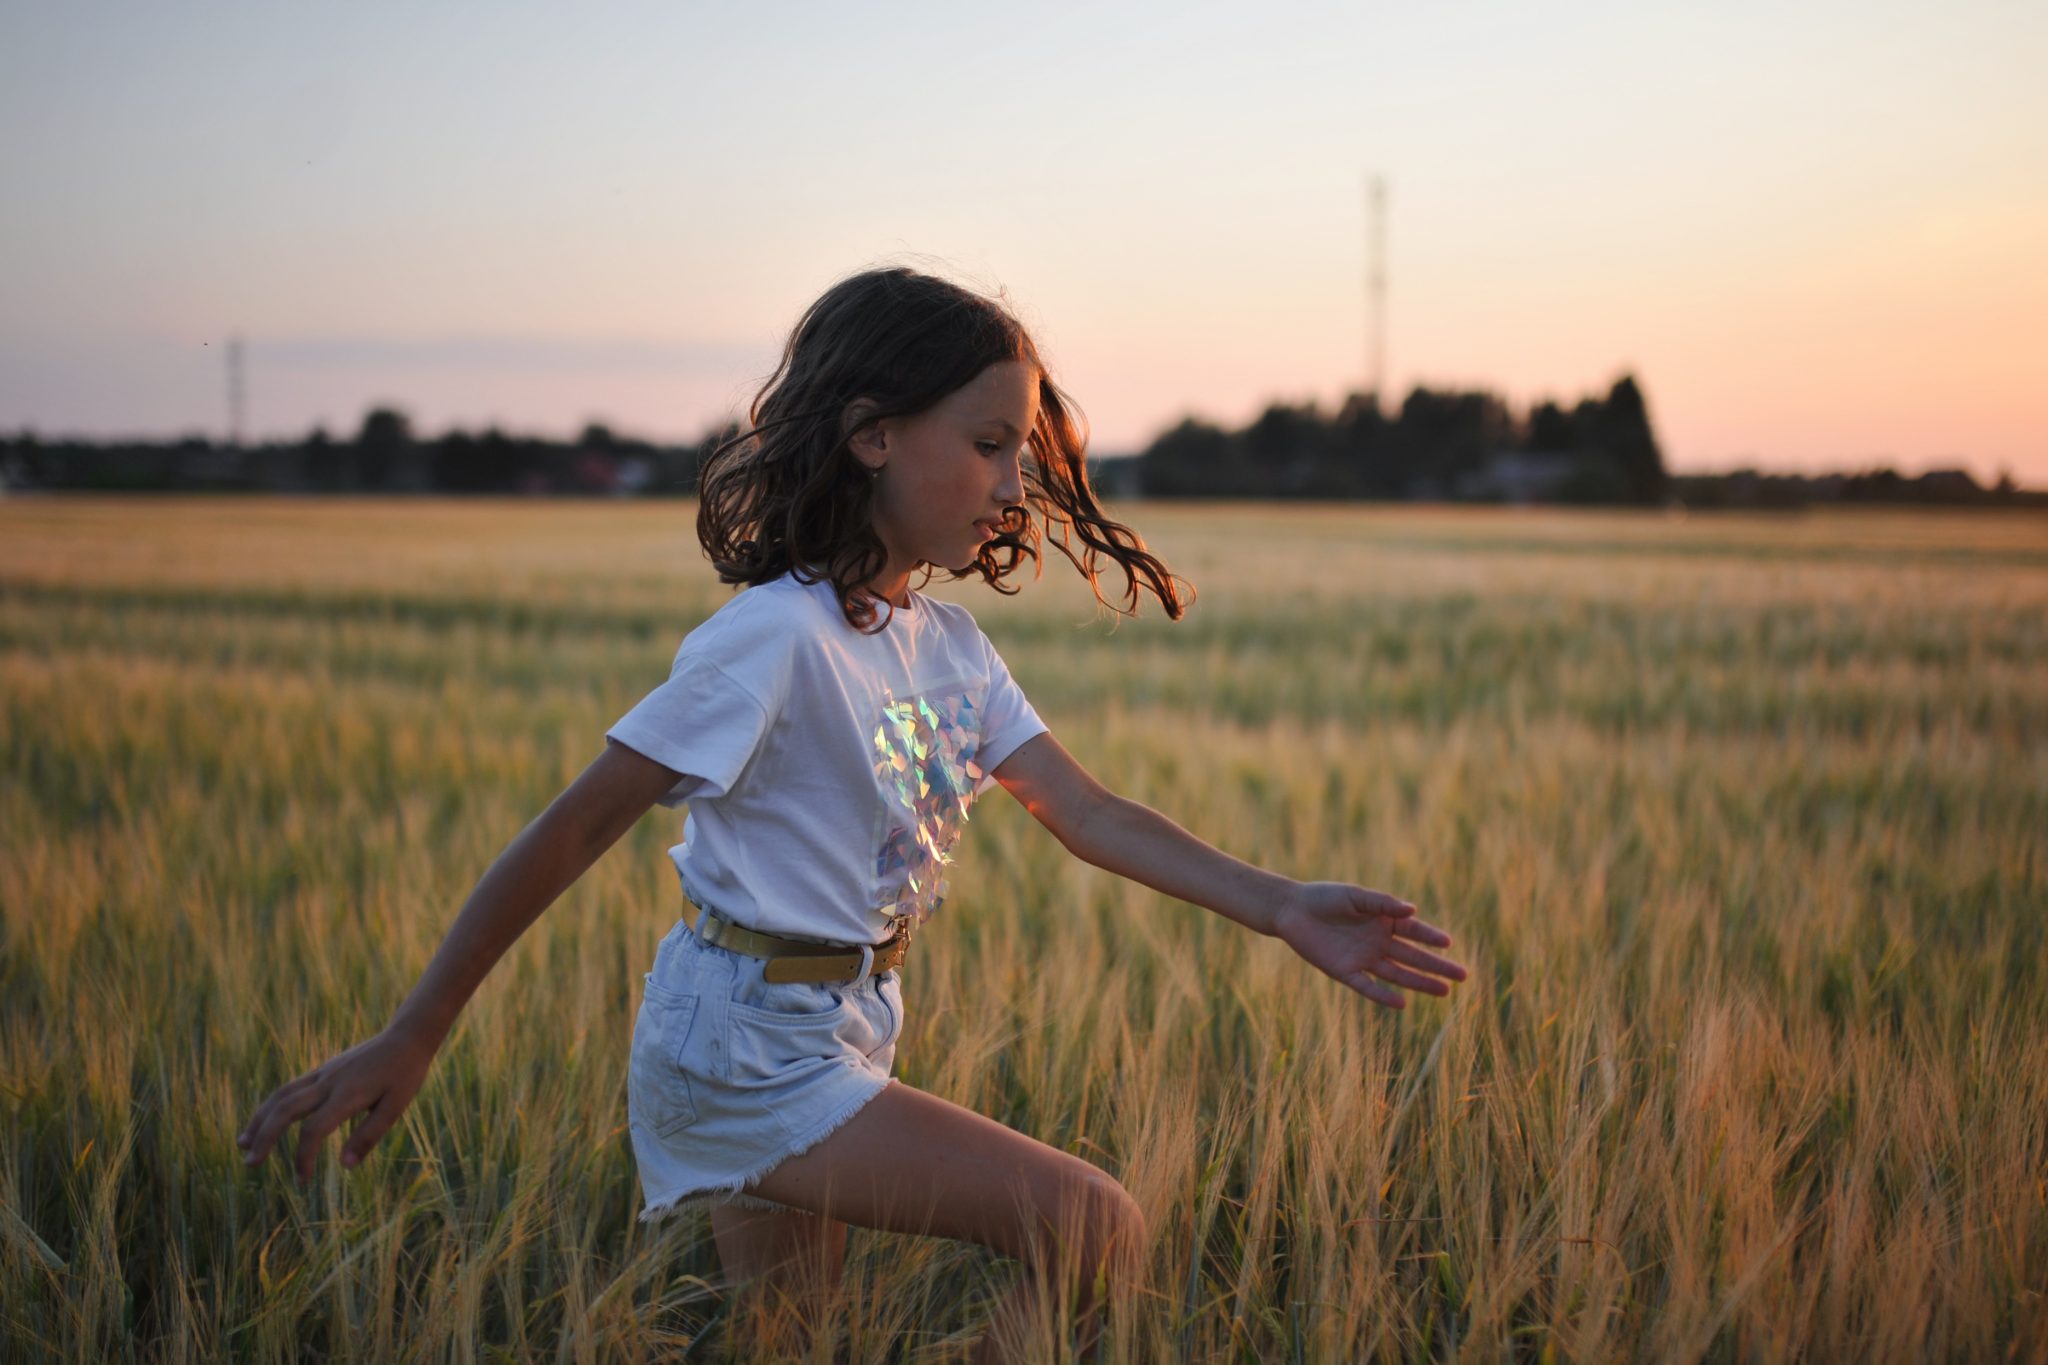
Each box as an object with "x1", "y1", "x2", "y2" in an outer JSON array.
[{"x1": 976, "y1": 441, "x2": 1001, "y2": 456}]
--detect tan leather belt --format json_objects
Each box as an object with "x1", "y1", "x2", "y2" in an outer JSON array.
[{"x1": 681, "y1": 894, "x2": 912, "y2": 984}]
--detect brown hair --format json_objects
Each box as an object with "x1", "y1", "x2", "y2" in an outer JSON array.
[{"x1": 696, "y1": 264, "x2": 1193, "y2": 632}]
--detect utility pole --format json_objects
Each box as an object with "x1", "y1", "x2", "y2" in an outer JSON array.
[
  {"x1": 226, "y1": 334, "x2": 245, "y2": 447},
  {"x1": 1365, "y1": 174, "x2": 1387, "y2": 415}
]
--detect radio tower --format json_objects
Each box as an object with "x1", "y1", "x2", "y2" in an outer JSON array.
[
  {"x1": 226, "y1": 334, "x2": 245, "y2": 447},
  {"x1": 1365, "y1": 174, "x2": 1387, "y2": 414}
]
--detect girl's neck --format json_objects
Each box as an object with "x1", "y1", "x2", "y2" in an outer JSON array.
[
  {"x1": 861, "y1": 578, "x2": 915, "y2": 616},
  {"x1": 863, "y1": 560, "x2": 919, "y2": 613}
]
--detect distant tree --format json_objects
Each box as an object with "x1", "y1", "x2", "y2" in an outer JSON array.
[
  {"x1": 1331, "y1": 391, "x2": 1392, "y2": 497},
  {"x1": 1568, "y1": 397, "x2": 1606, "y2": 456},
  {"x1": 1842, "y1": 468, "x2": 1905, "y2": 502},
  {"x1": 1593, "y1": 375, "x2": 1667, "y2": 503},
  {"x1": 479, "y1": 426, "x2": 519, "y2": 490},
  {"x1": 1525, "y1": 400, "x2": 1574, "y2": 452},
  {"x1": 1139, "y1": 417, "x2": 1243, "y2": 497},
  {"x1": 1392, "y1": 388, "x2": 1508, "y2": 495},
  {"x1": 356, "y1": 407, "x2": 411, "y2": 448},
  {"x1": 434, "y1": 428, "x2": 492, "y2": 492},
  {"x1": 1242, "y1": 401, "x2": 1327, "y2": 496},
  {"x1": 1470, "y1": 391, "x2": 1517, "y2": 463},
  {"x1": 354, "y1": 406, "x2": 413, "y2": 490}
]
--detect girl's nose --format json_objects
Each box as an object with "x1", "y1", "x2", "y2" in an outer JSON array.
[{"x1": 995, "y1": 452, "x2": 1025, "y2": 503}]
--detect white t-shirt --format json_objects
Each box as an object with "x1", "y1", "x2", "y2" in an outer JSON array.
[{"x1": 605, "y1": 569, "x2": 1049, "y2": 946}]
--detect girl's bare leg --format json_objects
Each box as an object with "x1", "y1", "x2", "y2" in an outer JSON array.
[
  {"x1": 707, "y1": 1202, "x2": 849, "y2": 1356},
  {"x1": 739, "y1": 1079, "x2": 1148, "y2": 1363}
]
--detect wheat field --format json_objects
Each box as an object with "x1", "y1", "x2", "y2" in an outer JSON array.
[{"x1": 2, "y1": 497, "x2": 2044, "y2": 1362}]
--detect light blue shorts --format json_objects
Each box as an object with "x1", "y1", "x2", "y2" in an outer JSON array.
[{"x1": 628, "y1": 913, "x2": 905, "y2": 1221}]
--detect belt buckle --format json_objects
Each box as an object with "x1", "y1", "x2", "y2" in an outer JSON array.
[{"x1": 883, "y1": 914, "x2": 912, "y2": 972}]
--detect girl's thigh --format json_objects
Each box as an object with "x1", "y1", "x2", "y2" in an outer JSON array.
[
  {"x1": 743, "y1": 1079, "x2": 1142, "y2": 1265},
  {"x1": 707, "y1": 1201, "x2": 849, "y2": 1293}
]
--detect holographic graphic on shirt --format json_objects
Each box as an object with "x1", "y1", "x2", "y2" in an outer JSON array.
[{"x1": 871, "y1": 687, "x2": 984, "y2": 923}]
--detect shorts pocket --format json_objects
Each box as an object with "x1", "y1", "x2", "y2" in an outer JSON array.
[
  {"x1": 725, "y1": 993, "x2": 854, "y2": 1090},
  {"x1": 629, "y1": 979, "x2": 702, "y2": 1139},
  {"x1": 728, "y1": 972, "x2": 845, "y2": 1020}
]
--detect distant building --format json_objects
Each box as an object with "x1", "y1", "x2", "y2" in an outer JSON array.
[
  {"x1": 1456, "y1": 449, "x2": 1579, "y2": 503},
  {"x1": 1917, "y1": 468, "x2": 1981, "y2": 501},
  {"x1": 617, "y1": 455, "x2": 655, "y2": 494},
  {"x1": 1089, "y1": 454, "x2": 1144, "y2": 499}
]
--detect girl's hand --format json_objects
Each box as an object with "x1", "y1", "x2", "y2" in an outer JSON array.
[
  {"x1": 1272, "y1": 881, "x2": 1468, "y2": 1009},
  {"x1": 237, "y1": 1026, "x2": 438, "y2": 1184}
]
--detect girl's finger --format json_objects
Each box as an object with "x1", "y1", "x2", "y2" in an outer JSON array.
[
  {"x1": 1371, "y1": 961, "x2": 1451, "y2": 995},
  {"x1": 246, "y1": 1084, "x2": 326, "y2": 1165},
  {"x1": 342, "y1": 1095, "x2": 398, "y2": 1169},
  {"x1": 295, "y1": 1101, "x2": 349, "y2": 1184},
  {"x1": 241, "y1": 1107, "x2": 282, "y2": 1162},
  {"x1": 243, "y1": 1072, "x2": 319, "y2": 1143},
  {"x1": 1350, "y1": 974, "x2": 1406, "y2": 1009},
  {"x1": 241, "y1": 1092, "x2": 286, "y2": 1148},
  {"x1": 1387, "y1": 940, "x2": 1468, "y2": 981},
  {"x1": 1391, "y1": 916, "x2": 1453, "y2": 948}
]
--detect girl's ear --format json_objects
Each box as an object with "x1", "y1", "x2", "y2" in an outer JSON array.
[{"x1": 842, "y1": 398, "x2": 888, "y2": 470}]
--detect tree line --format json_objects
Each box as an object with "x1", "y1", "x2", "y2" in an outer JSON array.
[
  {"x1": 3, "y1": 373, "x2": 2038, "y2": 508},
  {"x1": 1136, "y1": 374, "x2": 1667, "y2": 503}
]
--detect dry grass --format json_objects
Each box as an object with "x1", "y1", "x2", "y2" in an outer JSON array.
[{"x1": 2, "y1": 496, "x2": 2044, "y2": 1362}]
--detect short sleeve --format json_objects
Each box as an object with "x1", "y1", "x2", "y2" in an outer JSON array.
[
  {"x1": 972, "y1": 632, "x2": 1048, "y2": 795},
  {"x1": 606, "y1": 652, "x2": 775, "y2": 808}
]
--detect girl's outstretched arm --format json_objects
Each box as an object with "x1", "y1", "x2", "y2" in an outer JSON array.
[
  {"x1": 990, "y1": 732, "x2": 1468, "y2": 1009},
  {"x1": 237, "y1": 740, "x2": 685, "y2": 1183}
]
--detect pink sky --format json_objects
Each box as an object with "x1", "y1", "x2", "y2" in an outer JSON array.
[{"x1": 2, "y1": 2, "x2": 2042, "y2": 482}]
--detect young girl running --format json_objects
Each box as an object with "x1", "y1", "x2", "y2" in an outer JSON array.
[{"x1": 238, "y1": 265, "x2": 1469, "y2": 1362}]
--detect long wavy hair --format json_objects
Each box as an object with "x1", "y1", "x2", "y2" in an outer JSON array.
[{"x1": 696, "y1": 265, "x2": 1193, "y2": 633}]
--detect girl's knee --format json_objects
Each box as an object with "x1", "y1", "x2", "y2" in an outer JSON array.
[
  {"x1": 1031, "y1": 1168, "x2": 1147, "y2": 1278},
  {"x1": 1096, "y1": 1180, "x2": 1147, "y2": 1274}
]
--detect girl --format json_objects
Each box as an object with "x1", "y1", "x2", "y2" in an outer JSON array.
[{"x1": 237, "y1": 265, "x2": 1469, "y2": 1362}]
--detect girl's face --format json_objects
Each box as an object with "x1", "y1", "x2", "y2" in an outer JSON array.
[{"x1": 849, "y1": 359, "x2": 1039, "y2": 589}]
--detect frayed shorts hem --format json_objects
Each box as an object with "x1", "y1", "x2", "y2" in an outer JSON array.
[{"x1": 637, "y1": 1074, "x2": 895, "y2": 1224}]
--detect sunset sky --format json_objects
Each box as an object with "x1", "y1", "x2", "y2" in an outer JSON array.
[{"x1": 3, "y1": 1, "x2": 2043, "y2": 481}]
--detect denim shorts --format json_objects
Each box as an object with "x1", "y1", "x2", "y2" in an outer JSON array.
[{"x1": 628, "y1": 912, "x2": 905, "y2": 1221}]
